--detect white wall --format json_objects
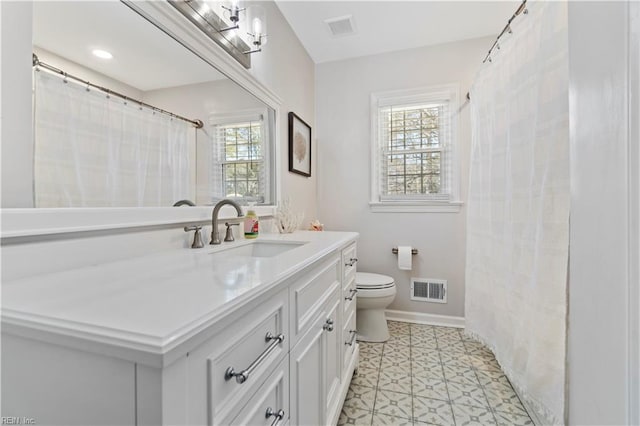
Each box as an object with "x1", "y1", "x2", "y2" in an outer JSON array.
[
  {"x1": 316, "y1": 37, "x2": 491, "y2": 319},
  {"x1": 248, "y1": 1, "x2": 317, "y2": 227},
  {"x1": 1, "y1": 1, "x2": 33, "y2": 208},
  {"x1": 567, "y1": 1, "x2": 638, "y2": 424}
]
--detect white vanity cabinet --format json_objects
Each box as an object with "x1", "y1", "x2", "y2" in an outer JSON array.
[
  {"x1": 286, "y1": 242, "x2": 360, "y2": 426},
  {"x1": 1, "y1": 233, "x2": 359, "y2": 426},
  {"x1": 288, "y1": 252, "x2": 344, "y2": 426}
]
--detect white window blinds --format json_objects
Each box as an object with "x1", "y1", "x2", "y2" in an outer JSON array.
[
  {"x1": 210, "y1": 112, "x2": 267, "y2": 204},
  {"x1": 378, "y1": 101, "x2": 452, "y2": 200}
]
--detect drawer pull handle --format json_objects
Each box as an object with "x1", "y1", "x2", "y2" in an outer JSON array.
[
  {"x1": 265, "y1": 407, "x2": 285, "y2": 426},
  {"x1": 225, "y1": 332, "x2": 285, "y2": 384},
  {"x1": 323, "y1": 318, "x2": 334, "y2": 332},
  {"x1": 345, "y1": 288, "x2": 358, "y2": 301},
  {"x1": 345, "y1": 257, "x2": 358, "y2": 267},
  {"x1": 345, "y1": 329, "x2": 357, "y2": 346}
]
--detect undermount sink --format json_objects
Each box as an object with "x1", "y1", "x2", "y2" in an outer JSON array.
[{"x1": 211, "y1": 240, "x2": 307, "y2": 258}]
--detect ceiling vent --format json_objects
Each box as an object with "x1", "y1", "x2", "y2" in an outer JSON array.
[{"x1": 324, "y1": 15, "x2": 356, "y2": 37}]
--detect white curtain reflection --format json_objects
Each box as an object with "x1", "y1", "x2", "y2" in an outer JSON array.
[{"x1": 34, "y1": 70, "x2": 191, "y2": 207}]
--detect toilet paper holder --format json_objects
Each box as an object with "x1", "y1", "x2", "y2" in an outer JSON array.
[{"x1": 392, "y1": 247, "x2": 418, "y2": 255}]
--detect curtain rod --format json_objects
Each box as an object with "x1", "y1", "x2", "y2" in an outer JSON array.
[
  {"x1": 482, "y1": 0, "x2": 528, "y2": 64},
  {"x1": 466, "y1": 0, "x2": 528, "y2": 101},
  {"x1": 32, "y1": 53, "x2": 204, "y2": 129}
]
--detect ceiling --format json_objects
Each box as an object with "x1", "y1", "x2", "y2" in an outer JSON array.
[
  {"x1": 274, "y1": 1, "x2": 520, "y2": 64},
  {"x1": 33, "y1": 1, "x2": 226, "y2": 91}
]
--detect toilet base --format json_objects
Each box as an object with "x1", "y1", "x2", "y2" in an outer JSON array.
[{"x1": 356, "y1": 308, "x2": 390, "y2": 342}]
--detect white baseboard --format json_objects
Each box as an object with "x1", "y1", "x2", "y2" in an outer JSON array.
[{"x1": 385, "y1": 309, "x2": 465, "y2": 328}]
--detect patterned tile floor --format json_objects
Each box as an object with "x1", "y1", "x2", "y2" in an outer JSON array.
[{"x1": 338, "y1": 321, "x2": 534, "y2": 426}]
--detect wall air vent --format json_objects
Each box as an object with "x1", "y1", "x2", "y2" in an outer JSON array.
[
  {"x1": 411, "y1": 278, "x2": 447, "y2": 304},
  {"x1": 324, "y1": 15, "x2": 356, "y2": 37}
]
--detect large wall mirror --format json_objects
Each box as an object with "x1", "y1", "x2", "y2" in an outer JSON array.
[{"x1": 30, "y1": 1, "x2": 276, "y2": 209}]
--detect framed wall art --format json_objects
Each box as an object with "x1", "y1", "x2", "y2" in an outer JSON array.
[{"x1": 288, "y1": 112, "x2": 311, "y2": 177}]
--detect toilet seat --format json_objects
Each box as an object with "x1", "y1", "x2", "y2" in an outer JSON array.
[{"x1": 356, "y1": 272, "x2": 395, "y2": 290}]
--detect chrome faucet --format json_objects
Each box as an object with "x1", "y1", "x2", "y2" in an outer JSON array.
[
  {"x1": 211, "y1": 199, "x2": 243, "y2": 245},
  {"x1": 173, "y1": 199, "x2": 196, "y2": 207}
]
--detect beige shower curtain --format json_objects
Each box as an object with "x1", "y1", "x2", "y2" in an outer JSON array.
[{"x1": 465, "y1": 1, "x2": 569, "y2": 424}]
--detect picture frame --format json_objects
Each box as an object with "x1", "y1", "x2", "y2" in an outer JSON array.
[{"x1": 288, "y1": 112, "x2": 312, "y2": 177}]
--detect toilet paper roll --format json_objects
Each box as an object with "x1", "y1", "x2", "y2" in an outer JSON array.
[{"x1": 397, "y1": 245, "x2": 413, "y2": 270}]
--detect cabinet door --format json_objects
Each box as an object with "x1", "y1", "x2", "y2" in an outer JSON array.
[
  {"x1": 324, "y1": 296, "x2": 343, "y2": 423},
  {"x1": 290, "y1": 314, "x2": 326, "y2": 426}
]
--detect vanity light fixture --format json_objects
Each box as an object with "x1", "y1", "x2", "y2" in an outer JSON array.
[
  {"x1": 220, "y1": 0, "x2": 245, "y2": 31},
  {"x1": 92, "y1": 49, "x2": 113, "y2": 59},
  {"x1": 244, "y1": 7, "x2": 267, "y2": 54},
  {"x1": 169, "y1": 0, "x2": 267, "y2": 68}
]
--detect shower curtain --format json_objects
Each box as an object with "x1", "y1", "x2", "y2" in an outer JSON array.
[
  {"x1": 465, "y1": 1, "x2": 569, "y2": 424},
  {"x1": 34, "y1": 70, "x2": 191, "y2": 207}
]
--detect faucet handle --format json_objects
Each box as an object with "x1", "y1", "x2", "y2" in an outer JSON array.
[
  {"x1": 184, "y1": 225, "x2": 204, "y2": 249},
  {"x1": 224, "y1": 222, "x2": 240, "y2": 242}
]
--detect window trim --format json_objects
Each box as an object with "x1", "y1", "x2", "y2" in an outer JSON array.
[{"x1": 370, "y1": 84, "x2": 462, "y2": 213}]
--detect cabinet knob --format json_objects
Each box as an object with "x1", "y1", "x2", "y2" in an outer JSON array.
[
  {"x1": 345, "y1": 329, "x2": 357, "y2": 346},
  {"x1": 345, "y1": 288, "x2": 358, "y2": 301},
  {"x1": 345, "y1": 257, "x2": 358, "y2": 267},
  {"x1": 323, "y1": 318, "x2": 334, "y2": 332},
  {"x1": 265, "y1": 407, "x2": 285, "y2": 426}
]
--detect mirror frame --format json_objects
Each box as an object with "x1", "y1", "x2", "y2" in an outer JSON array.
[{"x1": 2, "y1": 1, "x2": 282, "y2": 239}]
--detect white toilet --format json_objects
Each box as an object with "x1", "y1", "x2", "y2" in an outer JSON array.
[{"x1": 355, "y1": 272, "x2": 396, "y2": 342}]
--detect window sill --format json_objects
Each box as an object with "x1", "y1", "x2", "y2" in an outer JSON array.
[{"x1": 369, "y1": 201, "x2": 463, "y2": 213}]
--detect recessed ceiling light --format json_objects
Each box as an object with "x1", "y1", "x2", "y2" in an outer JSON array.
[{"x1": 92, "y1": 49, "x2": 113, "y2": 59}]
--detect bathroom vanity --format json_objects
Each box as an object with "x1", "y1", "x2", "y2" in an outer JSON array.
[{"x1": 1, "y1": 231, "x2": 359, "y2": 425}]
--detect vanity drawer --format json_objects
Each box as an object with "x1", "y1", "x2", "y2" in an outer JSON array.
[
  {"x1": 342, "y1": 243, "x2": 357, "y2": 285},
  {"x1": 343, "y1": 274, "x2": 357, "y2": 314},
  {"x1": 289, "y1": 254, "x2": 340, "y2": 343},
  {"x1": 342, "y1": 307, "x2": 357, "y2": 376},
  {"x1": 186, "y1": 288, "x2": 289, "y2": 426},
  {"x1": 227, "y1": 356, "x2": 289, "y2": 426}
]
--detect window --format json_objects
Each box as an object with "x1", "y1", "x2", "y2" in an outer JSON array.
[
  {"x1": 370, "y1": 85, "x2": 461, "y2": 212},
  {"x1": 209, "y1": 110, "x2": 274, "y2": 205}
]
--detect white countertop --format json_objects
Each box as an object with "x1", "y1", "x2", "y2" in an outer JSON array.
[{"x1": 2, "y1": 231, "x2": 357, "y2": 366}]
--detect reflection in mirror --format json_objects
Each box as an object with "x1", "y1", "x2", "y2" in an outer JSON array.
[{"x1": 31, "y1": 1, "x2": 275, "y2": 208}]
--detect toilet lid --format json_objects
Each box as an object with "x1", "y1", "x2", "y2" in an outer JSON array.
[{"x1": 356, "y1": 272, "x2": 395, "y2": 289}]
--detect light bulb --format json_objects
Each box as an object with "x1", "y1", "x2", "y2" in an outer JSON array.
[
  {"x1": 92, "y1": 49, "x2": 113, "y2": 59},
  {"x1": 198, "y1": 2, "x2": 210, "y2": 16},
  {"x1": 253, "y1": 17, "x2": 262, "y2": 35}
]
